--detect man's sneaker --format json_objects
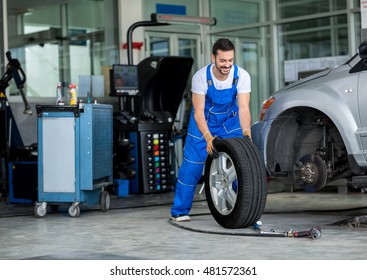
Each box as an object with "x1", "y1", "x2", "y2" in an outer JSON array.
[{"x1": 171, "y1": 215, "x2": 190, "y2": 222}]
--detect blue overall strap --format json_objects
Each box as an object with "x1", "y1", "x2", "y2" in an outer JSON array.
[
  {"x1": 206, "y1": 64, "x2": 213, "y2": 87},
  {"x1": 232, "y1": 64, "x2": 239, "y2": 88}
]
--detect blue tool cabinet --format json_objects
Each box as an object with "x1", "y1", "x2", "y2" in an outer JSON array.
[{"x1": 34, "y1": 103, "x2": 113, "y2": 217}]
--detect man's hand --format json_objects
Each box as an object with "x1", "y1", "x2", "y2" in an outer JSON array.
[
  {"x1": 210, "y1": 138, "x2": 219, "y2": 158},
  {"x1": 243, "y1": 135, "x2": 251, "y2": 142},
  {"x1": 206, "y1": 136, "x2": 219, "y2": 158},
  {"x1": 243, "y1": 129, "x2": 252, "y2": 141},
  {"x1": 204, "y1": 131, "x2": 215, "y2": 155}
]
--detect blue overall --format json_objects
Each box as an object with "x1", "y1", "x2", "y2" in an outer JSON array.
[{"x1": 171, "y1": 64, "x2": 243, "y2": 216}]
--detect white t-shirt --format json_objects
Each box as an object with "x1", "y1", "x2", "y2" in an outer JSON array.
[{"x1": 191, "y1": 64, "x2": 251, "y2": 95}]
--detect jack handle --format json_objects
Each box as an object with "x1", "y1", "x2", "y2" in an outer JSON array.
[{"x1": 5, "y1": 51, "x2": 32, "y2": 115}]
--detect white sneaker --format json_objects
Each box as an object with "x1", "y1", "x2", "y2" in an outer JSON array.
[{"x1": 171, "y1": 215, "x2": 191, "y2": 222}]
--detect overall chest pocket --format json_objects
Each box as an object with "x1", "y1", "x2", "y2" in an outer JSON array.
[{"x1": 209, "y1": 89, "x2": 235, "y2": 105}]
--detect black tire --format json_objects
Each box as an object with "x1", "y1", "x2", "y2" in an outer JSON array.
[
  {"x1": 100, "y1": 191, "x2": 110, "y2": 212},
  {"x1": 204, "y1": 137, "x2": 267, "y2": 228}
]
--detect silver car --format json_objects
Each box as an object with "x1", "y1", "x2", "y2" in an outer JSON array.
[{"x1": 252, "y1": 40, "x2": 367, "y2": 192}]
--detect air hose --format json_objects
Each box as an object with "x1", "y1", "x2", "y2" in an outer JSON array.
[{"x1": 168, "y1": 215, "x2": 322, "y2": 240}]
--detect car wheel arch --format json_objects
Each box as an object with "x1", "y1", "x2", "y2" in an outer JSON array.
[
  {"x1": 265, "y1": 107, "x2": 348, "y2": 179},
  {"x1": 266, "y1": 93, "x2": 361, "y2": 157}
]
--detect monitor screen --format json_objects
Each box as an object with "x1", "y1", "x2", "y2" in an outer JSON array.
[{"x1": 111, "y1": 64, "x2": 139, "y2": 95}]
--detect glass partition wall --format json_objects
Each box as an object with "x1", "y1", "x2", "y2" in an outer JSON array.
[
  {"x1": 209, "y1": 0, "x2": 361, "y2": 121},
  {"x1": 5, "y1": 0, "x2": 119, "y2": 98},
  {"x1": 0, "y1": 0, "x2": 362, "y2": 117}
]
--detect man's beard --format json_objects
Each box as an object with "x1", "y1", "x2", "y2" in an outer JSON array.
[{"x1": 216, "y1": 65, "x2": 231, "y2": 76}]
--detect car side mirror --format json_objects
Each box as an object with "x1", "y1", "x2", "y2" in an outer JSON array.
[{"x1": 358, "y1": 40, "x2": 367, "y2": 61}]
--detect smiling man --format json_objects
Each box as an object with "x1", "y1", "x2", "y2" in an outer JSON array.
[{"x1": 171, "y1": 38, "x2": 252, "y2": 222}]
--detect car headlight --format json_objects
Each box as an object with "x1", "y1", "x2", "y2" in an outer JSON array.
[{"x1": 259, "y1": 97, "x2": 275, "y2": 121}]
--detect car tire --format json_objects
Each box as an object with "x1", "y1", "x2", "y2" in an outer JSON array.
[{"x1": 204, "y1": 137, "x2": 267, "y2": 228}]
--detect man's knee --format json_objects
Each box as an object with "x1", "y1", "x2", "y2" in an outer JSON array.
[{"x1": 177, "y1": 160, "x2": 205, "y2": 187}]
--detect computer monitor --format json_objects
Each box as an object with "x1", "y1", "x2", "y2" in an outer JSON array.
[{"x1": 110, "y1": 64, "x2": 139, "y2": 96}]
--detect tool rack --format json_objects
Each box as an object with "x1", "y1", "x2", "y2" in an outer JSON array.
[{"x1": 34, "y1": 103, "x2": 113, "y2": 217}]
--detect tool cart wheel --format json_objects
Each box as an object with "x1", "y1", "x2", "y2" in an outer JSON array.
[
  {"x1": 100, "y1": 190, "x2": 110, "y2": 212},
  {"x1": 34, "y1": 203, "x2": 47, "y2": 218},
  {"x1": 68, "y1": 204, "x2": 80, "y2": 217},
  {"x1": 204, "y1": 137, "x2": 267, "y2": 228}
]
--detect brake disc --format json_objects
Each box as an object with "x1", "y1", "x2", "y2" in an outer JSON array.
[{"x1": 293, "y1": 154, "x2": 328, "y2": 192}]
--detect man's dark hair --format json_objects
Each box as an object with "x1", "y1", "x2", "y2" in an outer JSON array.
[{"x1": 212, "y1": 38, "x2": 235, "y2": 56}]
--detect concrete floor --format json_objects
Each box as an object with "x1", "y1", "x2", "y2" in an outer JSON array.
[{"x1": 1, "y1": 182, "x2": 367, "y2": 260}]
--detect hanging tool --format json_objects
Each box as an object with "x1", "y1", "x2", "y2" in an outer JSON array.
[
  {"x1": 0, "y1": 51, "x2": 32, "y2": 196},
  {"x1": 0, "y1": 51, "x2": 32, "y2": 115}
]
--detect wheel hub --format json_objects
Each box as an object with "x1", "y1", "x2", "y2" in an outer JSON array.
[
  {"x1": 300, "y1": 162, "x2": 318, "y2": 184},
  {"x1": 293, "y1": 154, "x2": 328, "y2": 192},
  {"x1": 221, "y1": 178, "x2": 227, "y2": 187},
  {"x1": 209, "y1": 152, "x2": 238, "y2": 215}
]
